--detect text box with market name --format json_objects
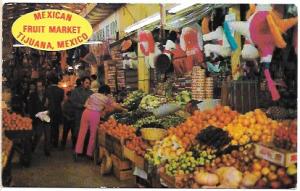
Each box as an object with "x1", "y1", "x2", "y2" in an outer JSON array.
[{"x1": 12, "y1": 9, "x2": 93, "y2": 51}]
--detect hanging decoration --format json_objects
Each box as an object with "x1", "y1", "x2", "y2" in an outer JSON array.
[
  {"x1": 180, "y1": 26, "x2": 204, "y2": 71},
  {"x1": 138, "y1": 30, "x2": 160, "y2": 69},
  {"x1": 203, "y1": 26, "x2": 232, "y2": 59},
  {"x1": 224, "y1": 4, "x2": 298, "y2": 101}
]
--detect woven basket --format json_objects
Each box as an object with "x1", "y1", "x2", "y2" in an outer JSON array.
[{"x1": 141, "y1": 128, "x2": 167, "y2": 141}]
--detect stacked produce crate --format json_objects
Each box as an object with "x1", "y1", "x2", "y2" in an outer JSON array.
[
  {"x1": 174, "y1": 74, "x2": 192, "y2": 92},
  {"x1": 105, "y1": 60, "x2": 117, "y2": 92},
  {"x1": 192, "y1": 67, "x2": 214, "y2": 100},
  {"x1": 191, "y1": 66, "x2": 206, "y2": 100},
  {"x1": 205, "y1": 77, "x2": 213, "y2": 99}
]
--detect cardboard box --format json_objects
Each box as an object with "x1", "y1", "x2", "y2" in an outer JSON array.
[{"x1": 254, "y1": 143, "x2": 297, "y2": 167}]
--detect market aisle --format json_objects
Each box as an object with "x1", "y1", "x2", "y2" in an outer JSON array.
[{"x1": 10, "y1": 136, "x2": 136, "y2": 188}]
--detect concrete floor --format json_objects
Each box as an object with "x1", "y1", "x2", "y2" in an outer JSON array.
[{"x1": 9, "y1": 137, "x2": 136, "y2": 188}]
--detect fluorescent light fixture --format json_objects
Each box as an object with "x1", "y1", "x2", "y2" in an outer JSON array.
[
  {"x1": 13, "y1": 44, "x2": 26, "y2": 47},
  {"x1": 125, "y1": 13, "x2": 161, "y2": 33},
  {"x1": 84, "y1": 41, "x2": 103, "y2": 45},
  {"x1": 168, "y1": 3, "x2": 197, "y2": 14}
]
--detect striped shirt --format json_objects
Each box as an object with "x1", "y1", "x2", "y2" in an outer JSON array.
[{"x1": 84, "y1": 93, "x2": 113, "y2": 112}]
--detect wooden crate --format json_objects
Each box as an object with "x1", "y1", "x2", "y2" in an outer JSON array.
[
  {"x1": 98, "y1": 130, "x2": 106, "y2": 147},
  {"x1": 123, "y1": 146, "x2": 135, "y2": 163},
  {"x1": 228, "y1": 80, "x2": 259, "y2": 114},
  {"x1": 105, "y1": 134, "x2": 114, "y2": 153},
  {"x1": 113, "y1": 167, "x2": 134, "y2": 181},
  {"x1": 111, "y1": 154, "x2": 132, "y2": 171},
  {"x1": 159, "y1": 171, "x2": 175, "y2": 188},
  {"x1": 254, "y1": 143, "x2": 297, "y2": 167},
  {"x1": 98, "y1": 146, "x2": 108, "y2": 162}
]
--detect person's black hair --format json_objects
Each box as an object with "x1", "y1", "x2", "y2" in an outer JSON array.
[
  {"x1": 82, "y1": 76, "x2": 91, "y2": 83},
  {"x1": 91, "y1": 74, "x2": 97, "y2": 80},
  {"x1": 98, "y1": 85, "x2": 111, "y2": 95},
  {"x1": 168, "y1": 31, "x2": 178, "y2": 43},
  {"x1": 36, "y1": 79, "x2": 44, "y2": 86},
  {"x1": 50, "y1": 76, "x2": 59, "y2": 84},
  {"x1": 66, "y1": 91, "x2": 72, "y2": 97},
  {"x1": 76, "y1": 78, "x2": 82, "y2": 87}
]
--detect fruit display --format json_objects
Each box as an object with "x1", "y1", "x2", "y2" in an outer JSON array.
[
  {"x1": 160, "y1": 114, "x2": 186, "y2": 129},
  {"x1": 106, "y1": 123, "x2": 136, "y2": 139},
  {"x1": 165, "y1": 152, "x2": 198, "y2": 176},
  {"x1": 99, "y1": 118, "x2": 118, "y2": 131},
  {"x1": 168, "y1": 105, "x2": 238, "y2": 149},
  {"x1": 134, "y1": 116, "x2": 163, "y2": 129},
  {"x1": 2, "y1": 136, "x2": 13, "y2": 167},
  {"x1": 139, "y1": 95, "x2": 161, "y2": 110},
  {"x1": 99, "y1": 118, "x2": 136, "y2": 139},
  {"x1": 134, "y1": 114, "x2": 186, "y2": 129},
  {"x1": 248, "y1": 160, "x2": 296, "y2": 189},
  {"x1": 175, "y1": 90, "x2": 192, "y2": 105},
  {"x1": 196, "y1": 126, "x2": 231, "y2": 149},
  {"x1": 145, "y1": 135, "x2": 185, "y2": 165},
  {"x1": 191, "y1": 144, "x2": 217, "y2": 165},
  {"x1": 125, "y1": 136, "x2": 148, "y2": 157},
  {"x1": 273, "y1": 119, "x2": 297, "y2": 151},
  {"x1": 207, "y1": 144, "x2": 256, "y2": 173},
  {"x1": 3, "y1": 110, "x2": 32, "y2": 131},
  {"x1": 113, "y1": 109, "x2": 152, "y2": 125},
  {"x1": 224, "y1": 109, "x2": 279, "y2": 145},
  {"x1": 122, "y1": 90, "x2": 146, "y2": 111}
]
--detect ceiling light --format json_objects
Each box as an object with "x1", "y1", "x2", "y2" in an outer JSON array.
[
  {"x1": 85, "y1": 41, "x2": 103, "y2": 45},
  {"x1": 168, "y1": 3, "x2": 197, "y2": 14},
  {"x1": 125, "y1": 13, "x2": 160, "y2": 33}
]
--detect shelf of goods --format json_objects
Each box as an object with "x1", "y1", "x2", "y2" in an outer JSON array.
[
  {"x1": 105, "y1": 60, "x2": 138, "y2": 92},
  {"x1": 191, "y1": 66, "x2": 213, "y2": 101},
  {"x1": 173, "y1": 74, "x2": 192, "y2": 92}
]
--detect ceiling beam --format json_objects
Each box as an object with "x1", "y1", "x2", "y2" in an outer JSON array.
[{"x1": 80, "y1": 3, "x2": 97, "y2": 17}]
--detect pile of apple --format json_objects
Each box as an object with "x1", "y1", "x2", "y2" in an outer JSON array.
[
  {"x1": 243, "y1": 160, "x2": 296, "y2": 189},
  {"x1": 3, "y1": 110, "x2": 32, "y2": 131},
  {"x1": 273, "y1": 119, "x2": 297, "y2": 151},
  {"x1": 125, "y1": 136, "x2": 148, "y2": 157},
  {"x1": 206, "y1": 144, "x2": 255, "y2": 173}
]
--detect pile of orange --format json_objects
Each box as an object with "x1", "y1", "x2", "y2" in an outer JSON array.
[
  {"x1": 168, "y1": 105, "x2": 239, "y2": 149},
  {"x1": 3, "y1": 110, "x2": 32, "y2": 131},
  {"x1": 225, "y1": 109, "x2": 280, "y2": 145},
  {"x1": 99, "y1": 118, "x2": 136, "y2": 140},
  {"x1": 99, "y1": 118, "x2": 118, "y2": 131}
]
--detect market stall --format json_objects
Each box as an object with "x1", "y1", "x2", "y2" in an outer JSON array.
[{"x1": 1, "y1": 2, "x2": 298, "y2": 189}]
